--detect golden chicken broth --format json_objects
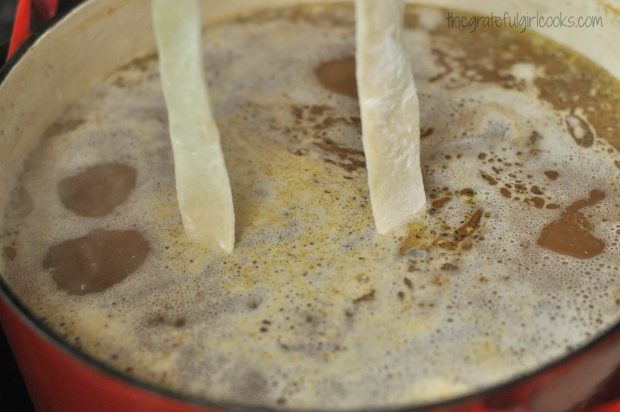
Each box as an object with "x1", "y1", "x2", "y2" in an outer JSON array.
[{"x1": 2, "y1": 3, "x2": 620, "y2": 409}]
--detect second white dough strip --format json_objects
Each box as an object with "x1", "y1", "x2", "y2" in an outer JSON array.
[{"x1": 356, "y1": 0, "x2": 426, "y2": 234}]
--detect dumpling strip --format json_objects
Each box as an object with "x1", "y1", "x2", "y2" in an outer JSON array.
[
  {"x1": 152, "y1": 0, "x2": 235, "y2": 253},
  {"x1": 356, "y1": 0, "x2": 426, "y2": 234}
]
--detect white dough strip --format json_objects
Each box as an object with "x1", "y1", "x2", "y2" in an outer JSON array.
[
  {"x1": 356, "y1": 0, "x2": 426, "y2": 233},
  {"x1": 152, "y1": 0, "x2": 235, "y2": 253}
]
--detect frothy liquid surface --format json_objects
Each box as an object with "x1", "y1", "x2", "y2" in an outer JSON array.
[{"x1": 3, "y1": 4, "x2": 620, "y2": 409}]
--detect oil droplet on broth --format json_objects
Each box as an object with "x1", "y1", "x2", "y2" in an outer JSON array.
[
  {"x1": 565, "y1": 113, "x2": 595, "y2": 148},
  {"x1": 537, "y1": 190, "x2": 606, "y2": 259},
  {"x1": 315, "y1": 56, "x2": 358, "y2": 99},
  {"x1": 42, "y1": 229, "x2": 150, "y2": 295},
  {"x1": 3, "y1": 246, "x2": 16, "y2": 261},
  {"x1": 58, "y1": 163, "x2": 137, "y2": 217},
  {"x1": 400, "y1": 209, "x2": 484, "y2": 255},
  {"x1": 544, "y1": 170, "x2": 559, "y2": 180}
]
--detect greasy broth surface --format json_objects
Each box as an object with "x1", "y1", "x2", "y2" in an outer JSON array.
[{"x1": 3, "y1": 4, "x2": 620, "y2": 409}]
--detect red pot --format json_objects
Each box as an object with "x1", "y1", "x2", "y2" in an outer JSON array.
[{"x1": 1, "y1": 1, "x2": 619, "y2": 411}]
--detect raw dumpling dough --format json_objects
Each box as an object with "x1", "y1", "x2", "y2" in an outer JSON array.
[
  {"x1": 356, "y1": 0, "x2": 426, "y2": 234},
  {"x1": 152, "y1": 0, "x2": 235, "y2": 253}
]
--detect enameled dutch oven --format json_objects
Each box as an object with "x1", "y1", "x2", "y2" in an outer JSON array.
[{"x1": 1, "y1": 1, "x2": 620, "y2": 411}]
